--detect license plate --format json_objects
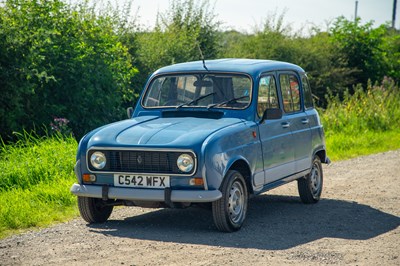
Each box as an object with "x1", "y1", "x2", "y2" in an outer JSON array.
[{"x1": 113, "y1": 174, "x2": 170, "y2": 188}]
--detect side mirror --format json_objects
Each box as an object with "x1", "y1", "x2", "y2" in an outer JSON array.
[
  {"x1": 261, "y1": 108, "x2": 282, "y2": 123},
  {"x1": 127, "y1": 107, "x2": 134, "y2": 119}
]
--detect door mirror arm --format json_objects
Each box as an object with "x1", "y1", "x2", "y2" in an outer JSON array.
[{"x1": 127, "y1": 107, "x2": 134, "y2": 119}]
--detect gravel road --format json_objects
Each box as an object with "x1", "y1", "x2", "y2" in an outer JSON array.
[{"x1": 1, "y1": 150, "x2": 399, "y2": 265}]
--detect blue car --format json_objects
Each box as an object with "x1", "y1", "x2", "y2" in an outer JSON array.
[{"x1": 71, "y1": 59, "x2": 330, "y2": 232}]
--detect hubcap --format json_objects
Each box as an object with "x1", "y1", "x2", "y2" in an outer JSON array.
[
  {"x1": 228, "y1": 180, "x2": 245, "y2": 223},
  {"x1": 310, "y1": 162, "x2": 321, "y2": 196}
]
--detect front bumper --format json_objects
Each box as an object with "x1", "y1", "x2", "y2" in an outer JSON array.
[{"x1": 70, "y1": 183, "x2": 222, "y2": 203}]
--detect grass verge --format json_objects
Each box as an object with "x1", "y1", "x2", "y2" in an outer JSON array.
[
  {"x1": 322, "y1": 79, "x2": 400, "y2": 161},
  {"x1": 325, "y1": 129, "x2": 400, "y2": 161},
  {"x1": 0, "y1": 132, "x2": 78, "y2": 239}
]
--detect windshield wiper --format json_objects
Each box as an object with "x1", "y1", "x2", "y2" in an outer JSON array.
[
  {"x1": 176, "y1": 92, "x2": 216, "y2": 109},
  {"x1": 207, "y1": 95, "x2": 249, "y2": 109}
]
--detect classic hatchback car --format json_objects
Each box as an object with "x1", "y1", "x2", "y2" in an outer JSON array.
[{"x1": 71, "y1": 59, "x2": 330, "y2": 232}]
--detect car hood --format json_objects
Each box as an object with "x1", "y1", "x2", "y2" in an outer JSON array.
[{"x1": 87, "y1": 116, "x2": 243, "y2": 148}]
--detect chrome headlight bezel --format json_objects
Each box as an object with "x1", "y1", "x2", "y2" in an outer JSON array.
[
  {"x1": 177, "y1": 153, "x2": 194, "y2": 173},
  {"x1": 90, "y1": 151, "x2": 107, "y2": 170}
]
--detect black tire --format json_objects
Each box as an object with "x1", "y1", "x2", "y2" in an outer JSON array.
[
  {"x1": 78, "y1": 197, "x2": 113, "y2": 223},
  {"x1": 298, "y1": 156, "x2": 323, "y2": 204},
  {"x1": 212, "y1": 170, "x2": 248, "y2": 232}
]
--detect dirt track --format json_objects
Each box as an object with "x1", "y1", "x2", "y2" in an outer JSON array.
[{"x1": 1, "y1": 150, "x2": 399, "y2": 265}]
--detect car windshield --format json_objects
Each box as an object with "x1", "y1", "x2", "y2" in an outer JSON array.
[{"x1": 142, "y1": 73, "x2": 252, "y2": 109}]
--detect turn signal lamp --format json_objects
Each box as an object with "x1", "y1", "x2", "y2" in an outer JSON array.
[
  {"x1": 190, "y1": 178, "x2": 204, "y2": 186},
  {"x1": 83, "y1": 174, "x2": 96, "y2": 182}
]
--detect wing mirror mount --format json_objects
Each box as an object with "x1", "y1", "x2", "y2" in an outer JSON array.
[{"x1": 127, "y1": 107, "x2": 134, "y2": 119}]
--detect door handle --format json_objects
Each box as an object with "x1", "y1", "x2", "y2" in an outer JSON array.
[
  {"x1": 281, "y1": 122, "x2": 291, "y2": 128},
  {"x1": 301, "y1": 118, "x2": 309, "y2": 124}
]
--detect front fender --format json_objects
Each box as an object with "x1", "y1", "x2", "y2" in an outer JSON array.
[{"x1": 201, "y1": 121, "x2": 262, "y2": 190}]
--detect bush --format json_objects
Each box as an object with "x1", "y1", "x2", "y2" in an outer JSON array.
[
  {"x1": 330, "y1": 17, "x2": 395, "y2": 87},
  {"x1": 130, "y1": 0, "x2": 220, "y2": 89},
  {"x1": 0, "y1": 0, "x2": 137, "y2": 140},
  {"x1": 319, "y1": 78, "x2": 400, "y2": 160},
  {"x1": 321, "y1": 78, "x2": 400, "y2": 134},
  {"x1": 219, "y1": 13, "x2": 356, "y2": 106}
]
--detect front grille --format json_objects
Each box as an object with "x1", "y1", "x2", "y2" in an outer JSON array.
[{"x1": 88, "y1": 150, "x2": 195, "y2": 175}]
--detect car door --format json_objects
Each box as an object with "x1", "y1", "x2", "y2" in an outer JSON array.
[
  {"x1": 278, "y1": 72, "x2": 312, "y2": 173},
  {"x1": 257, "y1": 74, "x2": 295, "y2": 185}
]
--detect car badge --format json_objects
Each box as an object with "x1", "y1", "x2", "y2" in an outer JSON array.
[{"x1": 137, "y1": 155, "x2": 143, "y2": 164}]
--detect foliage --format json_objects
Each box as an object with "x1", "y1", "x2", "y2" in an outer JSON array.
[
  {"x1": 321, "y1": 78, "x2": 400, "y2": 133},
  {"x1": 219, "y1": 14, "x2": 357, "y2": 106},
  {"x1": 221, "y1": 13, "x2": 293, "y2": 60},
  {"x1": 130, "y1": 0, "x2": 220, "y2": 89},
  {"x1": 329, "y1": 17, "x2": 397, "y2": 88},
  {"x1": 0, "y1": 0, "x2": 137, "y2": 140},
  {"x1": 50, "y1": 117, "x2": 73, "y2": 136},
  {"x1": 0, "y1": 132, "x2": 78, "y2": 238},
  {"x1": 0, "y1": 131, "x2": 77, "y2": 190},
  {"x1": 381, "y1": 28, "x2": 400, "y2": 81},
  {"x1": 321, "y1": 78, "x2": 400, "y2": 161}
]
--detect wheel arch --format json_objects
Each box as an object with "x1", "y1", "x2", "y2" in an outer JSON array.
[
  {"x1": 314, "y1": 149, "x2": 328, "y2": 164},
  {"x1": 228, "y1": 159, "x2": 253, "y2": 194}
]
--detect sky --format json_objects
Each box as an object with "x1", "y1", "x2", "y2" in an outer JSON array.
[{"x1": 126, "y1": 0, "x2": 399, "y2": 32}]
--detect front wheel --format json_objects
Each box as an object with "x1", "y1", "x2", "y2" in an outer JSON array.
[
  {"x1": 212, "y1": 170, "x2": 248, "y2": 232},
  {"x1": 297, "y1": 156, "x2": 323, "y2": 204},
  {"x1": 78, "y1": 197, "x2": 113, "y2": 223}
]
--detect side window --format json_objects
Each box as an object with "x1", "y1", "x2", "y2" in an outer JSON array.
[
  {"x1": 301, "y1": 74, "x2": 314, "y2": 109},
  {"x1": 279, "y1": 74, "x2": 301, "y2": 113},
  {"x1": 257, "y1": 75, "x2": 279, "y2": 117}
]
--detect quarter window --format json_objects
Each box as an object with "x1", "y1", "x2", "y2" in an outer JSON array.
[
  {"x1": 257, "y1": 75, "x2": 279, "y2": 117},
  {"x1": 279, "y1": 74, "x2": 301, "y2": 113},
  {"x1": 301, "y1": 74, "x2": 314, "y2": 109}
]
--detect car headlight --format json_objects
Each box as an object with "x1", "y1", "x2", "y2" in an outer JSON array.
[
  {"x1": 177, "y1": 154, "x2": 194, "y2": 173},
  {"x1": 90, "y1": 151, "x2": 106, "y2": 170}
]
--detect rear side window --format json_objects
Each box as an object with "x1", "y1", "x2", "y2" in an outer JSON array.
[
  {"x1": 301, "y1": 74, "x2": 314, "y2": 109},
  {"x1": 279, "y1": 74, "x2": 301, "y2": 113}
]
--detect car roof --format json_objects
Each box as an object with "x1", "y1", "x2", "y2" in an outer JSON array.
[{"x1": 153, "y1": 58, "x2": 305, "y2": 77}]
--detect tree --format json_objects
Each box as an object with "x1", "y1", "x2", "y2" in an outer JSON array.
[
  {"x1": 0, "y1": 0, "x2": 137, "y2": 139},
  {"x1": 220, "y1": 14, "x2": 355, "y2": 106},
  {"x1": 330, "y1": 17, "x2": 391, "y2": 87},
  {"x1": 130, "y1": 0, "x2": 220, "y2": 90}
]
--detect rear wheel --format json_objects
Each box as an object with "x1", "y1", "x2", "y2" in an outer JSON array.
[
  {"x1": 78, "y1": 197, "x2": 113, "y2": 223},
  {"x1": 298, "y1": 156, "x2": 323, "y2": 204},
  {"x1": 212, "y1": 170, "x2": 248, "y2": 232}
]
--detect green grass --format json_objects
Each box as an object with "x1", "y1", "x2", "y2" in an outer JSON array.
[
  {"x1": 0, "y1": 132, "x2": 78, "y2": 239},
  {"x1": 325, "y1": 130, "x2": 400, "y2": 161},
  {"x1": 321, "y1": 79, "x2": 400, "y2": 161}
]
